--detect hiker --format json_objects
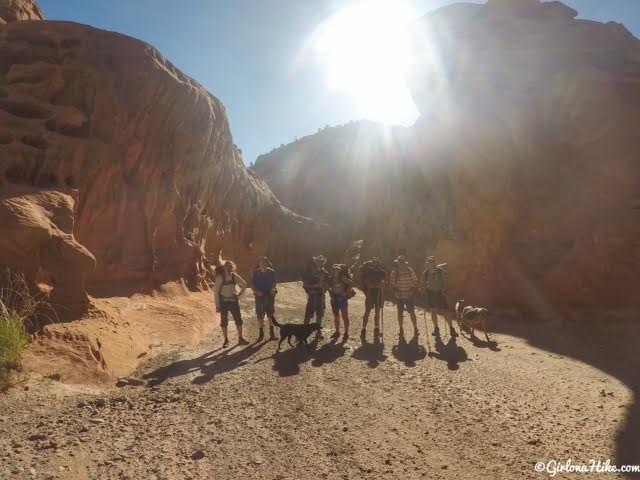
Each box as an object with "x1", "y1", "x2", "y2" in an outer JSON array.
[
  {"x1": 358, "y1": 257, "x2": 386, "y2": 340},
  {"x1": 421, "y1": 256, "x2": 456, "y2": 337},
  {"x1": 302, "y1": 255, "x2": 330, "y2": 339},
  {"x1": 328, "y1": 264, "x2": 354, "y2": 340},
  {"x1": 252, "y1": 256, "x2": 278, "y2": 342},
  {"x1": 389, "y1": 252, "x2": 419, "y2": 338},
  {"x1": 214, "y1": 260, "x2": 249, "y2": 347}
]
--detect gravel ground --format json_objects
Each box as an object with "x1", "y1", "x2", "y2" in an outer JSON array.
[{"x1": 0, "y1": 282, "x2": 636, "y2": 480}]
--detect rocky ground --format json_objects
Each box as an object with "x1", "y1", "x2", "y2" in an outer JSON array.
[{"x1": 0, "y1": 282, "x2": 637, "y2": 480}]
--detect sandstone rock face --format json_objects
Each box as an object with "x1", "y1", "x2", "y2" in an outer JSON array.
[
  {"x1": 0, "y1": 19, "x2": 329, "y2": 300},
  {"x1": 256, "y1": 0, "x2": 640, "y2": 315},
  {"x1": 0, "y1": 186, "x2": 95, "y2": 307},
  {"x1": 0, "y1": 0, "x2": 44, "y2": 23}
]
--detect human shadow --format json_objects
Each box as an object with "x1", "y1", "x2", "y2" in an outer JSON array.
[
  {"x1": 190, "y1": 341, "x2": 266, "y2": 385},
  {"x1": 429, "y1": 333, "x2": 468, "y2": 371},
  {"x1": 391, "y1": 334, "x2": 427, "y2": 367},
  {"x1": 312, "y1": 335, "x2": 349, "y2": 367},
  {"x1": 352, "y1": 335, "x2": 387, "y2": 368},
  {"x1": 143, "y1": 347, "x2": 225, "y2": 387}
]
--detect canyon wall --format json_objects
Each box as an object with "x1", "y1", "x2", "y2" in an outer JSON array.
[
  {"x1": 0, "y1": 6, "x2": 329, "y2": 309},
  {"x1": 254, "y1": 121, "x2": 454, "y2": 260},
  {"x1": 255, "y1": 0, "x2": 640, "y2": 315}
]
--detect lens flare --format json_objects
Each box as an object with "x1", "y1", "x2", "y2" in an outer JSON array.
[{"x1": 311, "y1": 0, "x2": 420, "y2": 125}]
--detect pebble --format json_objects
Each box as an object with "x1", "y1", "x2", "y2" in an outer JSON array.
[{"x1": 191, "y1": 450, "x2": 205, "y2": 460}]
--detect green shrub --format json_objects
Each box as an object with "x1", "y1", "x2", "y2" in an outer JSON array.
[
  {"x1": 0, "y1": 269, "x2": 52, "y2": 391},
  {"x1": 0, "y1": 304, "x2": 29, "y2": 365},
  {"x1": 0, "y1": 302, "x2": 29, "y2": 390}
]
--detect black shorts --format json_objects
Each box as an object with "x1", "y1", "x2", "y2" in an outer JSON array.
[
  {"x1": 305, "y1": 291, "x2": 325, "y2": 320},
  {"x1": 426, "y1": 290, "x2": 448, "y2": 310},
  {"x1": 255, "y1": 293, "x2": 275, "y2": 319},
  {"x1": 364, "y1": 288, "x2": 381, "y2": 310},
  {"x1": 396, "y1": 298, "x2": 415, "y2": 314},
  {"x1": 220, "y1": 301, "x2": 242, "y2": 327}
]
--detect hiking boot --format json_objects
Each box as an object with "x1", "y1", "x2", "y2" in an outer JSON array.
[
  {"x1": 257, "y1": 328, "x2": 264, "y2": 342},
  {"x1": 269, "y1": 327, "x2": 277, "y2": 341},
  {"x1": 450, "y1": 326, "x2": 458, "y2": 337},
  {"x1": 360, "y1": 328, "x2": 366, "y2": 339},
  {"x1": 432, "y1": 327, "x2": 440, "y2": 337},
  {"x1": 343, "y1": 332, "x2": 349, "y2": 342},
  {"x1": 238, "y1": 337, "x2": 249, "y2": 346},
  {"x1": 373, "y1": 327, "x2": 380, "y2": 338},
  {"x1": 222, "y1": 338, "x2": 229, "y2": 348},
  {"x1": 331, "y1": 331, "x2": 340, "y2": 339}
]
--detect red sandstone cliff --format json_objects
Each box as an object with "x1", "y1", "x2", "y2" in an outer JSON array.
[{"x1": 0, "y1": 9, "x2": 329, "y2": 308}]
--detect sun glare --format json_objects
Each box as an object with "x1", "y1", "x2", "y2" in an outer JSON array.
[{"x1": 312, "y1": 0, "x2": 419, "y2": 126}]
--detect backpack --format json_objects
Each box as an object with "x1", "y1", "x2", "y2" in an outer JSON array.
[
  {"x1": 216, "y1": 272, "x2": 238, "y2": 301},
  {"x1": 437, "y1": 263, "x2": 448, "y2": 290},
  {"x1": 359, "y1": 259, "x2": 386, "y2": 283},
  {"x1": 331, "y1": 264, "x2": 356, "y2": 299},
  {"x1": 424, "y1": 263, "x2": 448, "y2": 291},
  {"x1": 332, "y1": 264, "x2": 352, "y2": 280},
  {"x1": 303, "y1": 260, "x2": 328, "y2": 293}
]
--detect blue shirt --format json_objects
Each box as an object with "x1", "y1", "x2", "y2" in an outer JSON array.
[{"x1": 252, "y1": 268, "x2": 277, "y2": 293}]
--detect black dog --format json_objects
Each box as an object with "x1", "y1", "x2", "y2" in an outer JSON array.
[{"x1": 271, "y1": 317, "x2": 321, "y2": 350}]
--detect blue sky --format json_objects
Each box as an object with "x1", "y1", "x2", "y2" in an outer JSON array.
[{"x1": 38, "y1": 0, "x2": 640, "y2": 164}]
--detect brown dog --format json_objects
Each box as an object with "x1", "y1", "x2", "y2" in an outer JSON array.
[{"x1": 455, "y1": 300, "x2": 490, "y2": 340}]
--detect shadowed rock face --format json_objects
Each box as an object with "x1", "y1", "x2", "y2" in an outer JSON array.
[
  {"x1": 0, "y1": 16, "x2": 330, "y2": 302},
  {"x1": 254, "y1": 121, "x2": 454, "y2": 260},
  {"x1": 255, "y1": 0, "x2": 640, "y2": 315},
  {"x1": 0, "y1": 0, "x2": 44, "y2": 23}
]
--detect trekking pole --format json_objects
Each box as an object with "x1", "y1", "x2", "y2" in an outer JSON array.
[
  {"x1": 424, "y1": 307, "x2": 431, "y2": 355},
  {"x1": 380, "y1": 286, "x2": 385, "y2": 344}
]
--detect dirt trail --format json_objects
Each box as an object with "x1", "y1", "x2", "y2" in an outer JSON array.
[{"x1": 0, "y1": 282, "x2": 636, "y2": 479}]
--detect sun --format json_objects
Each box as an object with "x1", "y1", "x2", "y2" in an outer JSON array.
[{"x1": 312, "y1": 0, "x2": 419, "y2": 125}]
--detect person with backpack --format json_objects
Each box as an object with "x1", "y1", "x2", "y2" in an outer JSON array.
[
  {"x1": 302, "y1": 255, "x2": 330, "y2": 339},
  {"x1": 422, "y1": 256, "x2": 456, "y2": 337},
  {"x1": 358, "y1": 257, "x2": 386, "y2": 340},
  {"x1": 328, "y1": 264, "x2": 354, "y2": 340},
  {"x1": 389, "y1": 252, "x2": 419, "y2": 338},
  {"x1": 252, "y1": 256, "x2": 277, "y2": 342},
  {"x1": 214, "y1": 260, "x2": 249, "y2": 347}
]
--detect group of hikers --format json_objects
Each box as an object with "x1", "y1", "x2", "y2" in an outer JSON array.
[{"x1": 213, "y1": 250, "x2": 455, "y2": 348}]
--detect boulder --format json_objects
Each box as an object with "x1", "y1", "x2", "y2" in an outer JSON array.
[{"x1": 0, "y1": 185, "x2": 95, "y2": 309}]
